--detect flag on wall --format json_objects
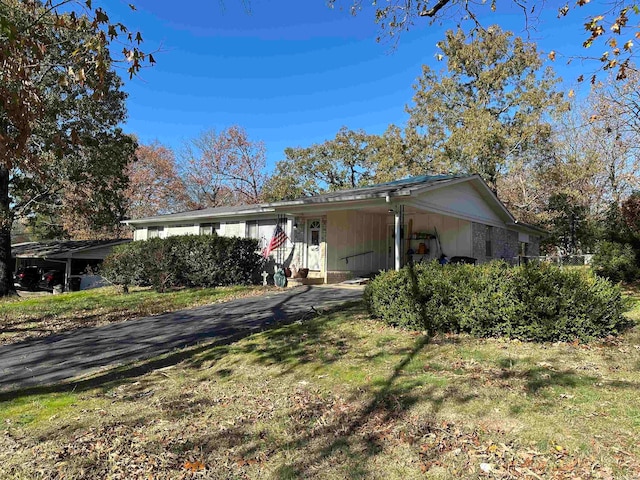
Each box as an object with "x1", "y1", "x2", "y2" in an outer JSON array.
[{"x1": 262, "y1": 224, "x2": 287, "y2": 258}]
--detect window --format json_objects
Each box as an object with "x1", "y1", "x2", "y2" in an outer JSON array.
[
  {"x1": 147, "y1": 226, "x2": 164, "y2": 239},
  {"x1": 485, "y1": 226, "x2": 493, "y2": 257},
  {"x1": 309, "y1": 220, "x2": 321, "y2": 246},
  {"x1": 246, "y1": 220, "x2": 259, "y2": 239},
  {"x1": 200, "y1": 222, "x2": 220, "y2": 235}
]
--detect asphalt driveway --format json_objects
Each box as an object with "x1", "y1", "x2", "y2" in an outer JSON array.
[{"x1": 0, "y1": 285, "x2": 363, "y2": 392}]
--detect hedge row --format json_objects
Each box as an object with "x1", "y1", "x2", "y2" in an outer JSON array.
[
  {"x1": 364, "y1": 261, "x2": 628, "y2": 343},
  {"x1": 591, "y1": 240, "x2": 638, "y2": 283},
  {"x1": 102, "y1": 235, "x2": 262, "y2": 292}
]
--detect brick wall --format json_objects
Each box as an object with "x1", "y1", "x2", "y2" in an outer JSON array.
[
  {"x1": 471, "y1": 223, "x2": 519, "y2": 263},
  {"x1": 528, "y1": 235, "x2": 540, "y2": 256}
]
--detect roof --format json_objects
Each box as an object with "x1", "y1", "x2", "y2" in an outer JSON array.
[
  {"x1": 11, "y1": 239, "x2": 131, "y2": 259},
  {"x1": 120, "y1": 174, "x2": 544, "y2": 235},
  {"x1": 124, "y1": 174, "x2": 468, "y2": 225},
  {"x1": 274, "y1": 174, "x2": 464, "y2": 206},
  {"x1": 123, "y1": 204, "x2": 272, "y2": 224}
]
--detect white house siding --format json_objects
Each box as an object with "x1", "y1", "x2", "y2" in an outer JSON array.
[
  {"x1": 326, "y1": 211, "x2": 387, "y2": 277},
  {"x1": 254, "y1": 220, "x2": 278, "y2": 251},
  {"x1": 411, "y1": 182, "x2": 505, "y2": 227},
  {"x1": 133, "y1": 228, "x2": 147, "y2": 241},
  {"x1": 221, "y1": 221, "x2": 243, "y2": 238},
  {"x1": 405, "y1": 213, "x2": 472, "y2": 262}
]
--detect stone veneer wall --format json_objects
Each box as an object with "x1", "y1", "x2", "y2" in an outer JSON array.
[
  {"x1": 528, "y1": 235, "x2": 540, "y2": 256},
  {"x1": 471, "y1": 223, "x2": 519, "y2": 263}
]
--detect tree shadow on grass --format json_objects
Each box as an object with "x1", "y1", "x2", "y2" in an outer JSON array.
[
  {"x1": 0, "y1": 287, "x2": 361, "y2": 402},
  {"x1": 264, "y1": 333, "x2": 470, "y2": 478}
]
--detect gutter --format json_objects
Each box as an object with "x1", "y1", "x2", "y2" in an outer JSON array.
[{"x1": 123, "y1": 207, "x2": 277, "y2": 226}]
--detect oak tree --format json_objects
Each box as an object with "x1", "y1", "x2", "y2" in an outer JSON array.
[
  {"x1": 0, "y1": 1, "x2": 146, "y2": 294},
  {"x1": 181, "y1": 126, "x2": 267, "y2": 208},
  {"x1": 125, "y1": 142, "x2": 189, "y2": 219},
  {"x1": 264, "y1": 126, "x2": 375, "y2": 201},
  {"x1": 406, "y1": 26, "x2": 567, "y2": 192},
  {"x1": 333, "y1": 0, "x2": 639, "y2": 80}
]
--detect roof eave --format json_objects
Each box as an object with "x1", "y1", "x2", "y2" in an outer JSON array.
[
  {"x1": 506, "y1": 221, "x2": 547, "y2": 236},
  {"x1": 269, "y1": 190, "x2": 411, "y2": 209},
  {"x1": 123, "y1": 207, "x2": 277, "y2": 226}
]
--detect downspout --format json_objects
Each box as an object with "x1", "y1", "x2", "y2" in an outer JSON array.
[
  {"x1": 65, "y1": 257, "x2": 72, "y2": 292},
  {"x1": 394, "y1": 210, "x2": 401, "y2": 271}
]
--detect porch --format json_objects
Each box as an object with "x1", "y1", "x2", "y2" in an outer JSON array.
[{"x1": 285, "y1": 205, "x2": 475, "y2": 284}]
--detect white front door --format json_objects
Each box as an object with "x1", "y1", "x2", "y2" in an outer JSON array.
[{"x1": 306, "y1": 219, "x2": 322, "y2": 271}]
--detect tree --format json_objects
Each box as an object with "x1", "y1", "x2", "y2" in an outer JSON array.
[
  {"x1": 544, "y1": 193, "x2": 597, "y2": 255},
  {"x1": 181, "y1": 126, "x2": 267, "y2": 208},
  {"x1": 264, "y1": 127, "x2": 376, "y2": 201},
  {"x1": 0, "y1": 1, "x2": 145, "y2": 294},
  {"x1": 621, "y1": 191, "x2": 640, "y2": 237},
  {"x1": 584, "y1": 73, "x2": 640, "y2": 209},
  {"x1": 406, "y1": 27, "x2": 567, "y2": 192},
  {"x1": 333, "y1": 0, "x2": 639, "y2": 80},
  {"x1": 125, "y1": 142, "x2": 189, "y2": 219}
]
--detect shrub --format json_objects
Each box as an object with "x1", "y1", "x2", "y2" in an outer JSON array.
[
  {"x1": 365, "y1": 261, "x2": 628, "y2": 342},
  {"x1": 591, "y1": 241, "x2": 638, "y2": 283},
  {"x1": 103, "y1": 235, "x2": 261, "y2": 292}
]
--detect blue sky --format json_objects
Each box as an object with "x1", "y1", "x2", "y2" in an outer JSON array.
[{"x1": 108, "y1": 1, "x2": 596, "y2": 171}]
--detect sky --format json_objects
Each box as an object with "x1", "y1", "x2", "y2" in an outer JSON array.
[{"x1": 107, "y1": 1, "x2": 601, "y2": 171}]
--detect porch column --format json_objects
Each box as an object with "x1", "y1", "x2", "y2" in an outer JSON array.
[
  {"x1": 394, "y1": 209, "x2": 401, "y2": 271},
  {"x1": 64, "y1": 257, "x2": 71, "y2": 292}
]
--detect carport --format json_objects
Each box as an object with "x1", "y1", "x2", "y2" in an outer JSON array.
[{"x1": 12, "y1": 239, "x2": 131, "y2": 291}]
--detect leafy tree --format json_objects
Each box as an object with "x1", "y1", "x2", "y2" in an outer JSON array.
[
  {"x1": 406, "y1": 27, "x2": 566, "y2": 192},
  {"x1": 125, "y1": 142, "x2": 189, "y2": 219},
  {"x1": 543, "y1": 193, "x2": 597, "y2": 255},
  {"x1": 264, "y1": 127, "x2": 376, "y2": 201},
  {"x1": 584, "y1": 74, "x2": 640, "y2": 209},
  {"x1": 0, "y1": 1, "x2": 145, "y2": 294},
  {"x1": 333, "y1": 0, "x2": 639, "y2": 80},
  {"x1": 621, "y1": 191, "x2": 640, "y2": 238},
  {"x1": 180, "y1": 126, "x2": 267, "y2": 208},
  {"x1": 367, "y1": 124, "x2": 443, "y2": 183}
]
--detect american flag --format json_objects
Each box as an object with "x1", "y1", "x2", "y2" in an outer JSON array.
[{"x1": 262, "y1": 224, "x2": 288, "y2": 258}]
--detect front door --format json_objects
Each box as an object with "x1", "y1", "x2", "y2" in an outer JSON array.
[{"x1": 306, "y1": 219, "x2": 322, "y2": 271}]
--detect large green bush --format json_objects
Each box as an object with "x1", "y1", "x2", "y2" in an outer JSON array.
[
  {"x1": 365, "y1": 261, "x2": 628, "y2": 342},
  {"x1": 591, "y1": 241, "x2": 638, "y2": 283},
  {"x1": 103, "y1": 235, "x2": 261, "y2": 292}
]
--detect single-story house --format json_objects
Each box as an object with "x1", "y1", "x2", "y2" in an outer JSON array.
[
  {"x1": 12, "y1": 239, "x2": 131, "y2": 290},
  {"x1": 123, "y1": 174, "x2": 544, "y2": 284}
]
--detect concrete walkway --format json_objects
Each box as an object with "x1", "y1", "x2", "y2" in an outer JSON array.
[{"x1": 0, "y1": 286, "x2": 363, "y2": 392}]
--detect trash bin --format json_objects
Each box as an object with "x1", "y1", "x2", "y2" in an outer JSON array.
[{"x1": 69, "y1": 277, "x2": 81, "y2": 291}]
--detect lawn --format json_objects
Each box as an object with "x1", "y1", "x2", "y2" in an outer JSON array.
[
  {"x1": 0, "y1": 285, "x2": 271, "y2": 345},
  {"x1": 0, "y1": 286, "x2": 639, "y2": 479}
]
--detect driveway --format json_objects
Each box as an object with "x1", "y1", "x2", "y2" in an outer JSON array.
[{"x1": 0, "y1": 285, "x2": 363, "y2": 392}]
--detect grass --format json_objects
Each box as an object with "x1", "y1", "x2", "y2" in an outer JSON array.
[
  {"x1": 0, "y1": 285, "x2": 271, "y2": 345},
  {"x1": 0, "y1": 286, "x2": 639, "y2": 478}
]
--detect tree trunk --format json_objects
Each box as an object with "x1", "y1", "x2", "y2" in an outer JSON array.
[{"x1": 0, "y1": 166, "x2": 15, "y2": 296}]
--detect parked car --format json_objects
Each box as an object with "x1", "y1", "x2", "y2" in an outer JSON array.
[
  {"x1": 14, "y1": 267, "x2": 41, "y2": 290},
  {"x1": 41, "y1": 270, "x2": 65, "y2": 290}
]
